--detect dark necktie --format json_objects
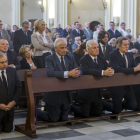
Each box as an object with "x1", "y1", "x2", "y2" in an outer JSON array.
[
  {"x1": 102, "y1": 46, "x2": 106, "y2": 57},
  {"x1": 1, "y1": 71, "x2": 8, "y2": 92},
  {"x1": 94, "y1": 58, "x2": 98, "y2": 69},
  {"x1": 0, "y1": 31, "x2": 2, "y2": 39},
  {"x1": 61, "y1": 57, "x2": 66, "y2": 71},
  {"x1": 25, "y1": 33, "x2": 29, "y2": 44},
  {"x1": 122, "y1": 54, "x2": 126, "y2": 68}
]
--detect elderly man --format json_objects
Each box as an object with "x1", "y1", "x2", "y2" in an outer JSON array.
[
  {"x1": 120, "y1": 22, "x2": 131, "y2": 37},
  {"x1": 13, "y1": 21, "x2": 32, "y2": 55},
  {"x1": 37, "y1": 38, "x2": 82, "y2": 122},
  {"x1": 72, "y1": 36, "x2": 81, "y2": 53},
  {"x1": 62, "y1": 25, "x2": 71, "y2": 38},
  {"x1": 56, "y1": 23, "x2": 63, "y2": 37},
  {"x1": 0, "y1": 20, "x2": 9, "y2": 42},
  {"x1": 83, "y1": 22, "x2": 93, "y2": 41},
  {"x1": 0, "y1": 39, "x2": 20, "y2": 70},
  {"x1": 71, "y1": 40, "x2": 114, "y2": 117},
  {"x1": 0, "y1": 52, "x2": 22, "y2": 132},
  {"x1": 108, "y1": 37, "x2": 139, "y2": 114},
  {"x1": 93, "y1": 24, "x2": 104, "y2": 41},
  {"x1": 107, "y1": 21, "x2": 122, "y2": 40},
  {"x1": 71, "y1": 22, "x2": 86, "y2": 43}
]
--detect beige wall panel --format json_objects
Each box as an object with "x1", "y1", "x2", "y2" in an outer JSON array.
[{"x1": 68, "y1": 0, "x2": 105, "y2": 27}]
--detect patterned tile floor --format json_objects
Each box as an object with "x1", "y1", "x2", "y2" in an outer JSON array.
[{"x1": 1, "y1": 112, "x2": 140, "y2": 140}]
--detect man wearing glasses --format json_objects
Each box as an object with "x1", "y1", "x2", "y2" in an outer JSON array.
[
  {"x1": 13, "y1": 21, "x2": 32, "y2": 55},
  {"x1": 0, "y1": 20, "x2": 9, "y2": 42}
]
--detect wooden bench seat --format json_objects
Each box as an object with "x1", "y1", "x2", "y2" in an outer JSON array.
[{"x1": 15, "y1": 70, "x2": 140, "y2": 138}]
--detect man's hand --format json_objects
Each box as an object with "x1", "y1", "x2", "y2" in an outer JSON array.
[
  {"x1": 68, "y1": 68, "x2": 80, "y2": 78},
  {"x1": 9, "y1": 64, "x2": 14, "y2": 68},
  {"x1": 129, "y1": 48, "x2": 138, "y2": 53},
  {"x1": 31, "y1": 66, "x2": 37, "y2": 69},
  {"x1": 103, "y1": 67, "x2": 114, "y2": 76},
  {"x1": 134, "y1": 64, "x2": 140, "y2": 72},
  {"x1": 40, "y1": 43, "x2": 45, "y2": 46},
  {"x1": 0, "y1": 104, "x2": 7, "y2": 110},
  {"x1": 5, "y1": 101, "x2": 16, "y2": 111}
]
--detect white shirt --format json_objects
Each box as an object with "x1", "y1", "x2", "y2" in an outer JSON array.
[
  {"x1": 99, "y1": 43, "x2": 106, "y2": 53},
  {"x1": 89, "y1": 54, "x2": 104, "y2": 76},
  {"x1": 56, "y1": 53, "x2": 68, "y2": 78},
  {"x1": 111, "y1": 29, "x2": 116, "y2": 34},
  {"x1": 36, "y1": 32, "x2": 52, "y2": 54},
  {"x1": 121, "y1": 29, "x2": 128, "y2": 37},
  {"x1": 0, "y1": 69, "x2": 8, "y2": 84},
  {"x1": 119, "y1": 52, "x2": 128, "y2": 68},
  {"x1": 75, "y1": 28, "x2": 80, "y2": 34}
]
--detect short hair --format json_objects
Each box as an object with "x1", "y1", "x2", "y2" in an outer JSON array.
[
  {"x1": 54, "y1": 38, "x2": 67, "y2": 48},
  {"x1": 116, "y1": 37, "x2": 128, "y2": 48},
  {"x1": 137, "y1": 34, "x2": 140, "y2": 39},
  {"x1": 66, "y1": 25, "x2": 70, "y2": 29},
  {"x1": 98, "y1": 24, "x2": 103, "y2": 28},
  {"x1": 54, "y1": 33, "x2": 61, "y2": 38},
  {"x1": 0, "y1": 51, "x2": 6, "y2": 58},
  {"x1": 0, "y1": 39, "x2": 9, "y2": 45},
  {"x1": 98, "y1": 31, "x2": 110, "y2": 42},
  {"x1": 120, "y1": 22, "x2": 125, "y2": 26},
  {"x1": 19, "y1": 45, "x2": 30, "y2": 59},
  {"x1": 86, "y1": 40, "x2": 98, "y2": 50},
  {"x1": 74, "y1": 22, "x2": 79, "y2": 25},
  {"x1": 22, "y1": 21, "x2": 29, "y2": 27},
  {"x1": 108, "y1": 38, "x2": 117, "y2": 45},
  {"x1": 109, "y1": 21, "x2": 114, "y2": 24},
  {"x1": 126, "y1": 35, "x2": 132, "y2": 39},
  {"x1": 34, "y1": 20, "x2": 44, "y2": 32}
]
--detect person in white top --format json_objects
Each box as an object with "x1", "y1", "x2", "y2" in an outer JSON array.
[
  {"x1": 31, "y1": 20, "x2": 54, "y2": 68},
  {"x1": 120, "y1": 22, "x2": 131, "y2": 37}
]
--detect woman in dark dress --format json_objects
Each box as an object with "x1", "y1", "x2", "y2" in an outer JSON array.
[
  {"x1": 73, "y1": 42, "x2": 88, "y2": 66},
  {"x1": 19, "y1": 45, "x2": 39, "y2": 69}
]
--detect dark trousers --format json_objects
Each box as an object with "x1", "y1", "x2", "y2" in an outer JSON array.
[
  {"x1": 34, "y1": 52, "x2": 51, "y2": 68},
  {"x1": 104, "y1": 86, "x2": 137, "y2": 114},
  {"x1": 0, "y1": 109, "x2": 14, "y2": 133},
  {"x1": 71, "y1": 89, "x2": 103, "y2": 117},
  {"x1": 37, "y1": 92, "x2": 70, "y2": 122}
]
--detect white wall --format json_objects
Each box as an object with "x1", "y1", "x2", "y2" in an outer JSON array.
[
  {"x1": 68, "y1": 0, "x2": 105, "y2": 28},
  {"x1": 0, "y1": 0, "x2": 12, "y2": 26}
]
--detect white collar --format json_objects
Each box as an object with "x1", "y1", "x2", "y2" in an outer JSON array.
[
  {"x1": 89, "y1": 54, "x2": 97, "y2": 60},
  {"x1": 119, "y1": 51, "x2": 125, "y2": 56},
  {"x1": 0, "y1": 69, "x2": 6, "y2": 73},
  {"x1": 56, "y1": 53, "x2": 64, "y2": 60},
  {"x1": 99, "y1": 43, "x2": 105, "y2": 47}
]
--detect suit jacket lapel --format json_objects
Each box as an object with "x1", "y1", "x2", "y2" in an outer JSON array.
[
  {"x1": 97, "y1": 56, "x2": 102, "y2": 70},
  {"x1": 0, "y1": 77, "x2": 7, "y2": 93},
  {"x1": 6, "y1": 68, "x2": 11, "y2": 95},
  {"x1": 87, "y1": 54, "x2": 97, "y2": 69},
  {"x1": 116, "y1": 50, "x2": 126, "y2": 67},
  {"x1": 54, "y1": 53, "x2": 63, "y2": 71},
  {"x1": 99, "y1": 44, "x2": 104, "y2": 57}
]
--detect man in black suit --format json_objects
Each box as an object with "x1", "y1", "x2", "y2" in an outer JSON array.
[
  {"x1": 107, "y1": 22, "x2": 122, "y2": 40},
  {"x1": 71, "y1": 40, "x2": 114, "y2": 117},
  {"x1": 98, "y1": 31, "x2": 113, "y2": 63},
  {"x1": 71, "y1": 22, "x2": 86, "y2": 43},
  {"x1": 0, "y1": 39, "x2": 21, "y2": 70},
  {"x1": 37, "y1": 38, "x2": 82, "y2": 122},
  {"x1": 13, "y1": 21, "x2": 32, "y2": 55},
  {"x1": 108, "y1": 37, "x2": 140, "y2": 114},
  {"x1": 134, "y1": 34, "x2": 140, "y2": 52},
  {"x1": 62, "y1": 25, "x2": 71, "y2": 38},
  {"x1": 0, "y1": 52, "x2": 22, "y2": 132}
]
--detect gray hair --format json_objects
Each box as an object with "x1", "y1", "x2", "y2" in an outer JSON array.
[
  {"x1": 108, "y1": 38, "x2": 117, "y2": 45},
  {"x1": 0, "y1": 39, "x2": 9, "y2": 45},
  {"x1": 22, "y1": 21, "x2": 29, "y2": 27},
  {"x1": 86, "y1": 40, "x2": 98, "y2": 50},
  {"x1": 54, "y1": 38, "x2": 67, "y2": 48},
  {"x1": 0, "y1": 51, "x2": 6, "y2": 58},
  {"x1": 66, "y1": 25, "x2": 70, "y2": 29}
]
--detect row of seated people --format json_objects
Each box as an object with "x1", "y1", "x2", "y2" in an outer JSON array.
[{"x1": 1, "y1": 30, "x2": 140, "y2": 132}]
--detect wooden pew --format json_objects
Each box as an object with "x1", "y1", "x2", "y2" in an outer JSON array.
[{"x1": 15, "y1": 70, "x2": 140, "y2": 138}]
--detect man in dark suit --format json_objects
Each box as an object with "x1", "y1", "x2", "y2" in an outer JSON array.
[
  {"x1": 37, "y1": 38, "x2": 82, "y2": 122},
  {"x1": 56, "y1": 23, "x2": 63, "y2": 37},
  {"x1": 0, "y1": 52, "x2": 22, "y2": 132},
  {"x1": 108, "y1": 37, "x2": 140, "y2": 114},
  {"x1": 83, "y1": 22, "x2": 93, "y2": 41},
  {"x1": 0, "y1": 39, "x2": 21, "y2": 70},
  {"x1": 98, "y1": 31, "x2": 113, "y2": 63},
  {"x1": 107, "y1": 22, "x2": 122, "y2": 40},
  {"x1": 62, "y1": 25, "x2": 71, "y2": 38},
  {"x1": 13, "y1": 21, "x2": 32, "y2": 55},
  {"x1": 134, "y1": 34, "x2": 140, "y2": 52},
  {"x1": 71, "y1": 22, "x2": 86, "y2": 43},
  {"x1": 71, "y1": 40, "x2": 114, "y2": 117}
]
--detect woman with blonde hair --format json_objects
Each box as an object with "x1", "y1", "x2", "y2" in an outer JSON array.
[
  {"x1": 19, "y1": 45, "x2": 39, "y2": 69},
  {"x1": 31, "y1": 19, "x2": 54, "y2": 68},
  {"x1": 108, "y1": 38, "x2": 117, "y2": 50}
]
